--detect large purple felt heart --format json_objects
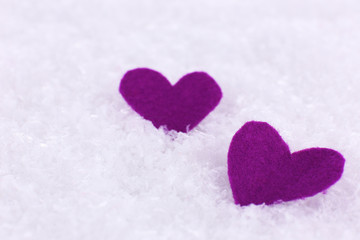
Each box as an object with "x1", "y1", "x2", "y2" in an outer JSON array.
[
  {"x1": 228, "y1": 121, "x2": 345, "y2": 206},
  {"x1": 120, "y1": 68, "x2": 222, "y2": 132}
]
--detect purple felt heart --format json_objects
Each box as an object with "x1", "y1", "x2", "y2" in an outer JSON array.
[
  {"x1": 228, "y1": 121, "x2": 345, "y2": 206},
  {"x1": 120, "y1": 68, "x2": 222, "y2": 132}
]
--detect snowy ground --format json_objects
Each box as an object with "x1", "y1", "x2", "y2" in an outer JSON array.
[{"x1": 1, "y1": 0, "x2": 360, "y2": 239}]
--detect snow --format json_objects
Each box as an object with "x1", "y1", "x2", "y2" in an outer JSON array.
[{"x1": 1, "y1": 0, "x2": 360, "y2": 239}]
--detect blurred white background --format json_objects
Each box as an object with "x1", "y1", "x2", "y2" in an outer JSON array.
[{"x1": 0, "y1": 0, "x2": 360, "y2": 239}]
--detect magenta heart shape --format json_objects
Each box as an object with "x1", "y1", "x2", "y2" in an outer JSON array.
[
  {"x1": 120, "y1": 68, "x2": 222, "y2": 132},
  {"x1": 228, "y1": 121, "x2": 345, "y2": 206}
]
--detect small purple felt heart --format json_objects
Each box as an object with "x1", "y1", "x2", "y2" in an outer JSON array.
[
  {"x1": 228, "y1": 121, "x2": 345, "y2": 206},
  {"x1": 120, "y1": 68, "x2": 222, "y2": 132}
]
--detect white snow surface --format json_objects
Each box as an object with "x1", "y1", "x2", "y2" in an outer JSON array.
[{"x1": 1, "y1": 0, "x2": 360, "y2": 239}]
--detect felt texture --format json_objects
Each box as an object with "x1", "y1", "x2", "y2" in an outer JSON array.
[
  {"x1": 228, "y1": 121, "x2": 345, "y2": 206},
  {"x1": 120, "y1": 68, "x2": 222, "y2": 132}
]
